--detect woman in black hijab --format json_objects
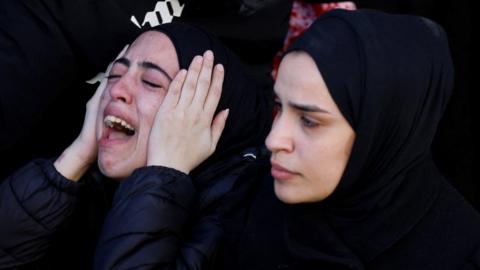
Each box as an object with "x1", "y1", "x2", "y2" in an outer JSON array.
[
  {"x1": 0, "y1": 23, "x2": 271, "y2": 269},
  {"x1": 222, "y1": 9, "x2": 480, "y2": 270}
]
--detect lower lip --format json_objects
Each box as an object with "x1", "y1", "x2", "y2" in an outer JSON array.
[
  {"x1": 271, "y1": 167, "x2": 296, "y2": 181},
  {"x1": 99, "y1": 136, "x2": 131, "y2": 147}
]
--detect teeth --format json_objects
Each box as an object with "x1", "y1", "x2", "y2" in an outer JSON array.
[{"x1": 104, "y1": 115, "x2": 135, "y2": 132}]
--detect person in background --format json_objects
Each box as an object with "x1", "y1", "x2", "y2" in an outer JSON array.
[{"x1": 215, "y1": 9, "x2": 480, "y2": 269}]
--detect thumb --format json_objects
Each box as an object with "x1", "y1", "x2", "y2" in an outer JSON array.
[{"x1": 210, "y1": 109, "x2": 229, "y2": 151}]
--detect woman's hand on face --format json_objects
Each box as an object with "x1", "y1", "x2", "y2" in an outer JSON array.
[
  {"x1": 147, "y1": 50, "x2": 228, "y2": 174},
  {"x1": 54, "y1": 45, "x2": 129, "y2": 181}
]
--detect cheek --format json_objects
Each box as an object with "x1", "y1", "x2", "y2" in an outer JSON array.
[
  {"x1": 299, "y1": 131, "x2": 348, "y2": 199},
  {"x1": 137, "y1": 91, "x2": 167, "y2": 129}
]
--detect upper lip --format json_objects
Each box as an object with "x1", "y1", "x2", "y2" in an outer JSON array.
[
  {"x1": 270, "y1": 160, "x2": 296, "y2": 174},
  {"x1": 103, "y1": 103, "x2": 136, "y2": 129}
]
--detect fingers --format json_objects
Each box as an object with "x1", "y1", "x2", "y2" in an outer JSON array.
[
  {"x1": 204, "y1": 64, "x2": 225, "y2": 118},
  {"x1": 161, "y1": 69, "x2": 188, "y2": 110},
  {"x1": 177, "y1": 50, "x2": 216, "y2": 110},
  {"x1": 191, "y1": 50, "x2": 214, "y2": 108},
  {"x1": 177, "y1": 55, "x2": 203, "y2": 108},
  {"x1": 163, "y1": 50, "x2": 224, "y2": 119},
  {"x1": 211, "y1": 109, "x2": 229, "y2": 151}
]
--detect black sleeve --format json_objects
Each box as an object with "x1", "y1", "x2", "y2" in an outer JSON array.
[
  {"x1": 0, "y1": 159, "x2": 82, "y2": 269},
  {"x1": 94, "y1": 166, "x2": 201, "y2": 270}
]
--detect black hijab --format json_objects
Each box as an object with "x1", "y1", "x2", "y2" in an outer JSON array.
[
  {"x1": 284, "y1": 9, "x2": 454, "y2": 268},
  {"x1": 151, "y1": 22, "x2": 272, "y2": 172}
]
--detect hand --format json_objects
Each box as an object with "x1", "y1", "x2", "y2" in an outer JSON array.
[
  {"x1": 54, "y1": 45, "x2": 129, "y2": 181},
  {"x1": 147, "y1": 50, "x2": 228, "y2": 174}
]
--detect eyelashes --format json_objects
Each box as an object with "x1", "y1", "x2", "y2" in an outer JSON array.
[
  {"x1": 105, "y1": 74, "x2": 121, "y2": 79},
  {"x1": 142, "y1": 80, "x2": 162, "y2": 88},
  {"x1": 300, "y1": 116, "x2": 318, "y2": 128},
  {"x1": 273, "y1": 100, "x2": 319, "y2": 128},
  {"x1": 105, "y1": 74, "x2": 163, "y2": 89}
]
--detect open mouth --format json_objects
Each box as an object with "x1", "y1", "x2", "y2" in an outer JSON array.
[{"x1": 104, "y1": 115, "x2": 135, "y2": 136}]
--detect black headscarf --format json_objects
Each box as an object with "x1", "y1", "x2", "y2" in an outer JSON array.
[
  {"x1": 284, "y1": 9, "x2": 454, "y2": 268},
  {"x1": 150, "y1": 23, "x2": 272, "y2": 176}
]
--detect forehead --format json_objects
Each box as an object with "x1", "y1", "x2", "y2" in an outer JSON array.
[
  {"x1": 125, "y1": 31, "x2": 179, "y2": 72},
  {"x1": 275, "y1": 52, "x2": 347, "y2": 117},
  {"x1": 275, "y1": 52, "x2": 331, "y2": 102}
]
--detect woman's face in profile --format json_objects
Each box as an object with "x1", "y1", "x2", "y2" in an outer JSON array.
[
  {"x1": 96, "y1": 31, "x2": 180, "y2": 180},
  {"x1": 266, "y1": 52, "x2": 355, "y2": 204}
]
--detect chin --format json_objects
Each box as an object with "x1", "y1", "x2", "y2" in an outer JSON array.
[
  {"x1": 98, "y1": 160, "x2": 132, "y2": 181},
  {"x1": 274, "y1": 181, "x2": 303, "y2": 204},
  {"x1": 274, "y1": 181, "x2": 327, "y2": 204}
]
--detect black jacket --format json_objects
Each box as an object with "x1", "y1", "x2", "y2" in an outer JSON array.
[
  {"x1": 0, "y1": 148, "x2": 265, "y2": 269},
  {"x1": 217, "y1": 166, "x2": 480, "y2": 270}
]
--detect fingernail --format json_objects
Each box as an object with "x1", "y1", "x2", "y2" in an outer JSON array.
[
  {"x1": 216, "y1": 64, "x2": 224, "y2": 72},
  {"x1": 194, "y1": 55, "x2": 203, "y2": 64},
  {"x1": 204, "y1": 50, "x2": 213, "y2": 60}
]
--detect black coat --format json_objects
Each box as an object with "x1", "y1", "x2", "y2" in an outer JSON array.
[
  {"x1": 217, "y1": 166, "x2": 480, "y2": 270},
  {"x1": 0, "y1": 147, "x2": 265, "y2": 269}
]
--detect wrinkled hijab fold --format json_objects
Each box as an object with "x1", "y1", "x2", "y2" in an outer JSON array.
[{"x1": 284, "y1": 9, "x2": 454, "y2": 268}]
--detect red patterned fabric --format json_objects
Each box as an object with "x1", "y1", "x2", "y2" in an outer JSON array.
[{"x1": 272, "y1": 1, "x2": 356, "y2": 79}]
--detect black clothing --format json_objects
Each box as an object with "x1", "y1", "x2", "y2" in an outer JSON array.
[
  {"x1": 220, "y1": 166, "x2": 480, "y2": 270},
  {"x1": 94, "y1": 148, "x2": 266, "y2": 270},
  {"x1": 0, "y1": 149, "x2": 263, "y2": 269},
  {"x1": 0, "y1": 159, "x2": 188, "y2": 269},
  {"x1": 218, "y1": 9, "x2": 480, "y2": 270},
  {"x1": 313, "y1": 0, "x2": 478, "y2": 214}
]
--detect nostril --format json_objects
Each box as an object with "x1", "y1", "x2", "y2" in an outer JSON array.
[{"x1": 117, "y1": 96, "x2": 127, "y2": 103}]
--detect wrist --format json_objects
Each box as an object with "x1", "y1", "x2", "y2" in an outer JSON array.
[
  {"x1": 147, "y1": 154, "x2": 190, "y2": 174},
  {"x1": 54, "y1": 141, "x2": 96, "y2": 181}
]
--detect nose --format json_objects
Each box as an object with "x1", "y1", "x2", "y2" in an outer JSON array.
[
  {"x1": 265, "y1": 114, "x2": 294, "y2": 153},
  {"x1": 108, "y1": 76, "x2": 133, "y2": 104}
]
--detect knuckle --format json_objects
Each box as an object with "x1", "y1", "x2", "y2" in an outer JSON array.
[
  {"x1": 198, "y1": 78, "x2": 210, "y2": 89},
  {"x1": 169, "y1": 85, "x2": 181, "y2": 96},
  {"x1": 186, "y1": 79, "x2": 197, "y2": 91},
  {"x1": 190, "y1": 63, "x2": 201, "y2": 74}
]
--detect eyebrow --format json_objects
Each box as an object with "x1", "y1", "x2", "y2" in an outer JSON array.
[
  {"x1": 274, "y1": 93, "x2": 331, "y2": 114},
  {"x1": 113, "y1": 57, "x2": 173, "y2": 82},
  {"x1": 140, "y1": 61, "x2": 173, "y2": 81},
  {"x1": 113, "y1": 57, "x2": 130, "y2": 67},
  {"x1": 288, "y1": 102, "x2": 331, "y2": 114}
]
